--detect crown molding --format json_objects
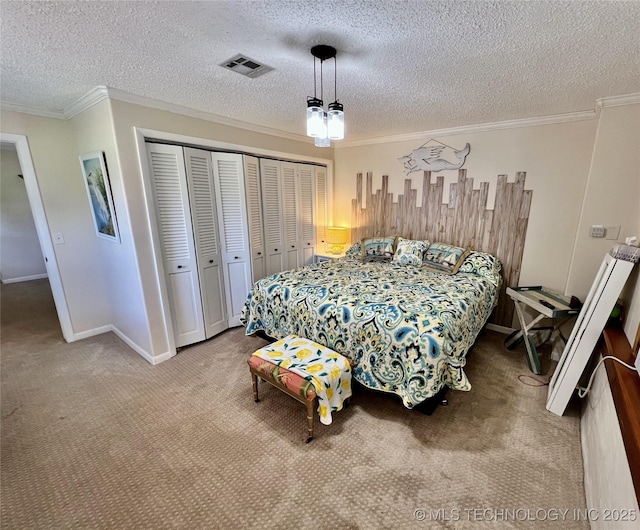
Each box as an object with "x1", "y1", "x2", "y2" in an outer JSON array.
[
  {"x1": 4, "y1": 88, "x2": 639, "y2": 147},
  {"x1": 336, "y1": 92, "x2": 640, "y2": 148},
  {"x1": 63, "y1": 86, "x2": 110, "y2": 118},
  {"x1": 0, "y1": 101, "x2": 65, "y2": 120},
  {"x1": 4, "y1": 85, "x2": 311, "y2": 144},
  {"x1": 335, "y1": 109, "x2": 598, "y2": 148},
  {"x1": 101, "y1": 87, "x2": 309, "y2": 144},
  {"x1": 596, "y1": 92, "x2": 640, "y2": 108}
]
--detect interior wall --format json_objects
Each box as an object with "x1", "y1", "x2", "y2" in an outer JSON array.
[
  {"x1": 0, "y1": 145, "x2": 47, "y2": 282},
  {"x1": 1, "y1": 101, "x2": 332, "y2": 361},
  {"x1": 0, "y1": 109, "x2": 110, "y2": 333},
  {"x1": 334, "y1": 120, "x2": 598, "y2": 296},
  {"x1": 581, "y1": 352, "x2": 640, "y2": 528},
  {"x1": 565, "y1": 104, "x2": 640, "y2": 344},
  {"x1": 108, "y1": 99, "x2": 332, "y2": 359},
  {"x1": 67, "y1": 99, "x2": 150, "y2": 351},
  {"x1": 572, "y1": 105, "x2": 639, "y2": 511}
]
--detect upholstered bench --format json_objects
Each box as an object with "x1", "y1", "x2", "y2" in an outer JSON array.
[{"x1": 248, "y1": 335, "x2": 352, "y2": 442}]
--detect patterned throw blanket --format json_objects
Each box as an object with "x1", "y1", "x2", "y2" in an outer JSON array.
[
  {"x1": 242, "y1": 251, "x2": 501, "y2": 408},
  {"x1": 252, "y1": 335, "x2": 352, "y2": 425}
]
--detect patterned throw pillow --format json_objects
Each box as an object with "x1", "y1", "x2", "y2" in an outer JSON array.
[
  {"x1": 345, "y1": 242, "x2": 362, "y2": 257},
  {"x1": 392, "y1": 237, "x2": 429, "y2": 266},
  {"x1": 360, "y1": 236, "x2": 397, "y2": 262},
  {"x1": 423, "y1": 242, "x2": 470, "y2": 274},
  {"x1": 458, "y1": 251, "x2": 502, "y2": 287}
]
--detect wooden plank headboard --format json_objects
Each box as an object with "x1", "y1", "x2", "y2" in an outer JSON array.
[{"x1": 351, "y1": 169, "x2": 533, "y2": 327}]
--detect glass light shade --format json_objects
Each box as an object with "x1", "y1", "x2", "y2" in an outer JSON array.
[
  {"x1": 326, "y1": 226, "x2": 348, "y2": 254},
  {"x1": 314, "y1": 113, "x2": 330, "y2": 147},
  {"x1": 327, "y1": 101, "x2": 344, "y2": 140},
  {"x1": 306, "y1": 97, "x2": 324, "y2": 137}
]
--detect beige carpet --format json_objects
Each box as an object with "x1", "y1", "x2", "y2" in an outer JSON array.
[{"x1": 1, "y1": 279, "x2": 587, "y2": 529}]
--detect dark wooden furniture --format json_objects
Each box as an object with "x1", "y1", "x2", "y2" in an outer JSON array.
[{"x1": 601, "y1": 326, "x2": 640, "y2": 506}]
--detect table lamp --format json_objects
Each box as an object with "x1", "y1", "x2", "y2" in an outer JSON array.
[{"x1": 326, "y1": 227, "x2": 348, "y2": 254}]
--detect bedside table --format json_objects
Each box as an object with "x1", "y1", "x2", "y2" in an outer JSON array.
[
  {"x1": 505, "y1": 286, "x2": 581, "y2": 374},
  {"x1": 315, "y1": 252, "x2": 345, "y2": 263}
]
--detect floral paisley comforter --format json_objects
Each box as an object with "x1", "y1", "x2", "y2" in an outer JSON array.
[{"x1": 241, "y1": 252, "x2": 501, "y2": 408}]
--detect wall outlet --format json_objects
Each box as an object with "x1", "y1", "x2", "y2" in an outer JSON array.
[
  {"x1": 605, "y1": 225, "x2": 621, "y2": 240},
  {"x1": 590, "y1": 225, "x2": 605, "y2": 238}
]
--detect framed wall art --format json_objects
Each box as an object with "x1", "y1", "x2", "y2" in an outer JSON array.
[{"x1": 79, "y1": 151, "x2": 120, "y2": 242}]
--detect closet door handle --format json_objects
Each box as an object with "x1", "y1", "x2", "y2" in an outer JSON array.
[
  {"x1": 257, "y1": 252, "x2": 262, "y2": 255},
  {"x1": 177, "y1": 265, "x2": 183, "y2": 269},
  {"x1": 234, "y1": 256, "x2": 240, "y2": 260},
  {"x1": 291, "y1": 245, "x2": 295, "y2": 249},
  {"x1": 209, "y1": 260, "x2": 214, "y2": 264},
  {"x1": 275, "y1": 248, "x2": 278, "y2": 252},
  {"x1": 307, "y1": 242, "x2": 310, "y2": 246}
]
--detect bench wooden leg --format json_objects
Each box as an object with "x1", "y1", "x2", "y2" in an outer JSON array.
[
  {"x1": 305, "y1": 398, "x2": 316, "y2": 443},
  {"x1": 251, "y1": 372, "x2": 260, "y2": 402}
]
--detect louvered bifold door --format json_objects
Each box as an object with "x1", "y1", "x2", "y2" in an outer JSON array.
[
  {"x1": 243, "y1": 156, "x2": 266, "y2": 282},
  {"x1": 259, "y1": 159, "x2": 285, "y2": 275},
  {"x1": 297, "y1": 164, "x2": 315, "y2": 265},
  {"x1": 314, "y1": 165, "x2": 328, "y2": 252},
  {"x1": 146, "y1": 143, "x2": 206, "y2": 347},
  {"x1": 211, "y1": 153, "x2": 253, "y2": 327},
  {"x1": 184, "y1": 147, "x2": 228, "y2": 339},
  {"x1": 281, "y1": 161, "x2": 299, "y2": 270}
]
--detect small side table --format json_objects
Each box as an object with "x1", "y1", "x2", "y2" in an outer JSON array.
[{"x1": 505, "y1": 286, "x2": 581, "y2": 374}]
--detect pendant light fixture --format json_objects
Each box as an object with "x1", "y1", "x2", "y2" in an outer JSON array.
[{"x1": 306, "y1": 44, "x2": 344, "y2": 146}]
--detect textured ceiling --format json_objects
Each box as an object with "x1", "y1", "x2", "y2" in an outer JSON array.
[{"x1": 1, "y1": 0, "x2": 639, "y2": 142}]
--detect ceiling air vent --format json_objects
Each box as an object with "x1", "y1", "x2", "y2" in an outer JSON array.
[{"x1": 220, "y1": 54, "x2": 273, "y2": 78}]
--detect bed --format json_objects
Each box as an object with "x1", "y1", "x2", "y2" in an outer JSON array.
[{"x1": 241, "y1": 239, "x2": 502, "y2": 409}]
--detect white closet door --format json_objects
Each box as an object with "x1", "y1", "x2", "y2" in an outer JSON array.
[
  {"x1": 243, "y1": 156, "x2": 266, "y2": 282},
  {"x1": 259, "y1": 159, "x2": 285, "y2": 275},
  {"x1": 297, "y1": 164, "x2": 316, "y2": 265},
  {"x1": 212, "y1": 152, "x2": 252, "y2": 327},
  {"x1": 281, "y1": 161, "x2": 299, "y2": 270},
  {"x1": 146, "y1": 143, "x2": 205, "y2": 347},
  {"x1": 315, "y1": 165, "x2": 328, "y2": 252},
  {"x1": 183, "y1": 147, "x2": 228, "y2": 339}
]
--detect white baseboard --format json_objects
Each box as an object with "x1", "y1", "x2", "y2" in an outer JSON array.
[
  {"x1": 71, "y1": 324, "x2": 174, "y2": 365},
  {"x1": 486, "y1": 323, "x2": 515, "y2": 335},
  {"x1": 149, "y1": 349, "x2": 175, "y2": 365},
  {"x1": 110, "y1": 325, "x2": 175, "y2": 365},
  {"x1": 1, "y1": 273, "x2": 48, "y2": 284},
  {"x1": 72, "y1": 325, "x2": 112, "y2": 340}
]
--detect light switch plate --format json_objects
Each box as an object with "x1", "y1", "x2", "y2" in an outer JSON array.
[
  {"x1": 590, "y1": 225, "x2": 605, "y2": 238},
  {"x1": 53, "y1": 232, "x2": 65, "y2": 244}
]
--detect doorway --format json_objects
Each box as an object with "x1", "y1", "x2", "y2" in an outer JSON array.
[
  {"x1": 0, "y1": 133, "x2": 73, "y2": 341},
  {"x1": 0, "y1": 143, "x2": 47, "y2": 283}
]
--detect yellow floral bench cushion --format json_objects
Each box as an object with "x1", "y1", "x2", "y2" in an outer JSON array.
[
  {"x1": 251, "y1": 335, "x2": 352, "y2": 425},
  {"x1": 248, "y1": 355, "x2": 316, "y2": 400}
]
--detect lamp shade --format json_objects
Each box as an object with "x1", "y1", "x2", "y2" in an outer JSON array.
[
  {"x1": 326, "y1": 226, "x2": 348, "y2": 254},
  {"x1": 306, "y1": 97, "x2": 324, "y2": 137},
  {"x1": 327, "y1": 101, "x2": 344, "y2": 140},
  {"x1": 314, "y1": 112, "x2": 330, "y2": 147}
]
